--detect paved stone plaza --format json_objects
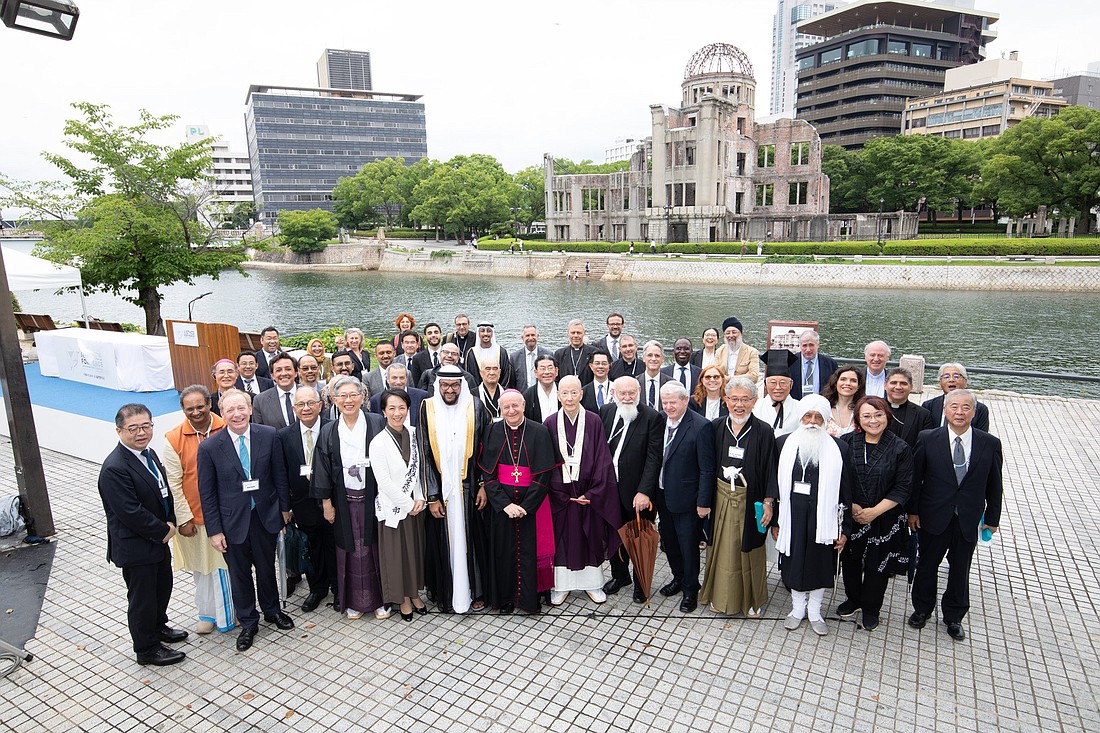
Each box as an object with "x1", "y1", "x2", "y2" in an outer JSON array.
[{"x1": 1, "y1": 392, "x2": 1098, "y2": 732}]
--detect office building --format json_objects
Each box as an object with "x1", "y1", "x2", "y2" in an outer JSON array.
[
  {"x1": 903, "y1": 55, "x2": 1067, "y2": 140},
  {"x1": 605, "y1": 137, "x2": 643, "y2": 164},
  {"x1": 1051, "y1": 63, "x2": 1100, "y2": 110},
  {"x1": 794, "y1": 0, "x2": 999, "y2": 149},
  {"x1": 184, "y1": 124, "x2": 254, "y2": 218},
  {"x1": 770, "y1": 0, "x2": 844, "y2": 118},
  {"x1": 317, "y1": 49, "x2": 372, "y2": 91}
]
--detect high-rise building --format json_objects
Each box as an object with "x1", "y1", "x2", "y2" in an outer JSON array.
[
  {"x1": 605, "y1": 137, "x2": 643, "y2": 164},
  {"x1": 794, "y1": 0, "x2": 999, "y2": 149},
  {"x1": 184, "y1": 124, "x2": 254, "y2": 218},
  {"x1": 903, "y1": 55, "x2": 1067, "y2": 140},
  {"x1": 317, "y1": 49, "x2": 372, "y2": 91},
  {"x1": 770, "y1": 0, "x2": 844, "y2": 118},
  {"x1": 1051, "y1": 62, "x2": 1100, "y2": 110},
  {"x1": 245, "y1": 57, "x2": 426, "y2": 224}
]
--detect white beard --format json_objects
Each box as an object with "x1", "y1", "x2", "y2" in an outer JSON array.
[
  {"x1": 794, "y1": 424, "x2": 826, "y2": 467},
  {"x1": 617, "y1": 402, "x2": 638, "y2": 424},
  {"x1": 731, "y1": 414, "x2": 750, "y2": 426}
]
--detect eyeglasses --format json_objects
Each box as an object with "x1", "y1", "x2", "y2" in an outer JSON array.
[
  {"x1": 726, "y1": 397, "x2": 753, "y2": 404},
  {"x1": 703, "y1": 375, "x2": 723, "y2": 380},
  {"x1": 123, "y1": 423, "x2": 154, "y2": 435},
  {"x1": 334, "y1": 393, "x2": 362, "y2": 401},
  {"x1": 941, "y1": 373, "x2": 964, "y2": 380},
  {"x1": 294, "y1": 400, "x2": 322, "y2": 408}
]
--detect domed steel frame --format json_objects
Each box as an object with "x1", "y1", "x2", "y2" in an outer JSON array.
[{"x1": 683, "y1": 43, "x2": 755, "y2": 80}]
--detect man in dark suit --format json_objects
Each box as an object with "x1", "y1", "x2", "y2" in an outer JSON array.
[
  {"x1": 661, "y1": 338, "x2": 702, "y2": 396},
  {"x1": 253, "y1": 326, "x2": 281, "y2": 379},
  {"x1": 443, "y1": 313, "x2": 475, "y2": 357},
  {"x1": 509, "y1": 324, "x2": 554, "y2": 393},
  {"x1": 637, "y1": 340, "x2": 672, "y2": 414},
  {"x1": 235, "y1": 351, "x2": 274, "y2": 396},
  {"x1": 524, "y1": 355, "x2": 561, "y2": 423},
  {"x1": 654, "y1": 381, "x2": 716, "y2": 613},
  {"x1": 368, "y1": 364, "x2": 428, "y2": 418},
  {"x1": 600, "y1": 376, "x2": 663, "y2": 602},
  {"x1": 554, "y1": 319, "x2": 597, "y2": 386},
  {"x1": 409, "y1": 322, "x2": 444, "y2": 388},
  {"x1": 788, "y1": 330, "x2": 839, "y2": 400},
  {"x1": 609, "y1": 333, "x2": 644, "y2": 381},
  {"x1": 886, "y1": 368, "x2": 933, "y2": 448},
  {"x1": 600, "y1": 313, "x2": 625, "y2": 360},
  {"x1": 99, "y1": 403, "x2": 188, "y2": 666},
  {"x1": 276, "y1": 386, "x2": 336, "y2": 613},
  {"x1": 363, "y1": 342, "x2": 397, "y2": 398},
  {"x1": 581, "y1": 351, "x2": 615, "y2": 412},
  {"x1": 198, "y1": 389, "x2": 294, "y2": 652},
  {"x1": 923, "y1": 363, "x2": 991, "y2": 433},
  {"x1": 908, "y1": 389, "x2": 1003, "y2": 641},
  {"x1": 252, "y1": 352, "x2": 299, "y2": 429}
]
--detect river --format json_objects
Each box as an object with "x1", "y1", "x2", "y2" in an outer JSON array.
[{"x1": 11, "y1": 262, "x2": 1099, "y2": 399}]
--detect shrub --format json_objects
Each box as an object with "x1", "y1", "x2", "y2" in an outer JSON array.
[
  {"x1": 882, "y1": 238, "x2": 1100, "y2": 256},
  {"x1": 282, "y1": 324, "x2": 383, "y2": 353}
]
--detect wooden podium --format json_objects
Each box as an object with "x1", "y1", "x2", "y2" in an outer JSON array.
[{"x1": 166, "y1": 320, "x2": 241, "y2": 392}]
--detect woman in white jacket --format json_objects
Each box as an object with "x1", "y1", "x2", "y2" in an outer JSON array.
[{"x1": 370, "y1": 388, "x2": 427, "y2": 621}]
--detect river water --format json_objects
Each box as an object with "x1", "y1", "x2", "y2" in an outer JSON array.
[{"x1": 11, "y1": 261, "x2": 1100, "y2": 399}]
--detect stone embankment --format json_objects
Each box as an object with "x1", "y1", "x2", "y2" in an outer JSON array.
[{"x1": 245, "y1": 241, "x2": 1100, "y2": 292}]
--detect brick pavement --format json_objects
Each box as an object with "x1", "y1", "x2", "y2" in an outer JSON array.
[{"x1": 1, "y1": 392, "x2": 1098, "y2": 732}]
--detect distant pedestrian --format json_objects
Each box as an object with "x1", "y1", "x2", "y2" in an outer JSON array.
[{"x1": 585, "y1": 261, "x2": 591, "y2": 277}]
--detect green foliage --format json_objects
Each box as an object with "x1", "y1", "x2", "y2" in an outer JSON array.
[
  {"x1": 430, "y1": 249, "x2": 453, "y2": 259},
  {"x1": 332, "y1": 157, "x2": 411, "y2": 229},
  {"x1": 882, "y1": 238, "x2": 1100, "y2": 256},
  {"x1": 551, "y1": 158, "x2": 631, "y2": 174},
  {"x1": 763, "y1": 242, "x2": 881, "y2": 255},
  {"x1": 281, "y1": 324, "x2": 347, "y2": 351},
  {"x1": 11, "y1": 293, "x2": 20, "y2": 313},
  {"x1": 277, "y1": 209, "x2": 338, "y2": 254},
  {"x1": 410, "y1": 154, "x2": 519, "y2": 238},
  {"x1": 918, "y1": 221, "x2": 1003, "y2": 234},
  {"x1": 979, "y1": 106, "x2": 1100, "y2": 231},
  {"x1": 821, "y1": 146, "x2": 867, "y2": 214},
  {"x1": 354, "y1": 227, "x2": 432, "y2": 239},
  {"x1": 227, "y1": 201, "x2": 257, "y2": 229},
  {"x1": 3, "y1": 102, "x2": 248, "y2": 335},
  {"x1": 513, "y1": 165, "x2": 545, "y2": 226}
]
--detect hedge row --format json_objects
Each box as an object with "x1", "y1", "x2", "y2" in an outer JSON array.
[
  {"x1": 353, "y1": 228, "x2": 433, "y2": 239},
  {"x1": 881, "y1": 239, "x2": 1100, "y2": 256}
]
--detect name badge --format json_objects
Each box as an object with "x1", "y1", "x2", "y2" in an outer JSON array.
[
  {"x1": 793, "y1": 481, "x2": 811, "y2": 496},
  {"x1": 493, "y1": 416, "x2": 503, "y2": 423},
  {"x1": 728, "y1": 446, "x2": 745, "y2": 460},
  {"x1": 300, "y1": 465, "x2": 311, "y2": 477},
  {"x1": 160, "y1": 485, "x2": 169, "y2": 499},
  {"x1": 243, "y1": 479, "x2": 260, "y2": 493}
]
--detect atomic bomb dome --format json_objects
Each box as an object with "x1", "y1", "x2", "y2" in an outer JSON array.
[
  {"x1": 684, "y1": 43, "x2": 755, "y2": 80},
  {"x1": 681, "y1": 42, "x2": 756, "y2": 108}
]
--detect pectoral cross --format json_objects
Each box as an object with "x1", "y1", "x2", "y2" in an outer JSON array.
[{"x1": 511, "y1": 466, "x2": 523, "y2": 484}]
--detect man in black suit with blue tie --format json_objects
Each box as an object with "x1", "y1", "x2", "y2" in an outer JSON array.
[
  {"x1": 788, "y1": 330, "x2": 838, "y2": 400},
  {"x1": 908, "y1": 389, "x2": 1003, "y2": 641},
  {"x1": 661, "y1": 338, "x2": 702, "y2": 397},
  {"x1": 654, "y1": 381, "x2": 716, "y2": 613},
  {"x1": 198, "y1": 389, "x2": 293, "y2": 652},
  {"x1": 99, "y1": 403, "x2": 188, "y2": 665}
]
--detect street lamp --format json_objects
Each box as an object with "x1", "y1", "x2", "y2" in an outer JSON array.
[
  {"x1": 876, "y1": 197, "x2": 885, "y2": 251},
  {"x1": 664, "y1": 202, "x2": 672, "y2": 244},
  {"x1": 1, "y1": 0, "x2": 79, "y2": 40}
]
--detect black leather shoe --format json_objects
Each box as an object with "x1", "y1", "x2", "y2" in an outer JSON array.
[
  {"x1": 236, "y1": 626, "x2": 257, "y2": 652},
  {"x1": 632, "y1": 585, "x2": 646, "y2": 604},
  {"x1": 264, "y1": 611, "x2": 295, "y2": 630},
  {"x1": 286, "y1": 576, "x2": 300, "y2": 596},
  {"x1": 836, "y1": 600, "x2": 859, "y2": 618},
  {"x1": 946, "y1": 621, "x2": 966, "y2": 640},
  {"x1": 908, "y1": 612, "x2": 929, "y2": 629},
  {"x1": 862, "y1": 613, "x2": 880, "y2": 631},
  {"x1": 659, "y1": 580, "x2": 682, "y2": 597},
  {"x1": 603, "y1": 576, "x2": 631, "y2": 595},
  {"x1": 137, "y1": 645, "x2": 186, "y2": 666},
  {"x1": 158, "y1": 627, "x2": 189, "y2": 644},
  {"x1": 679, "y1": 594, "x2": 698, "y2": 613},
  {"x1": 301, "y1": 592, "x2": 326, "y2": 613},
  {"x1": 498, "y1": 603, "x2": 514, "y2": 615}
]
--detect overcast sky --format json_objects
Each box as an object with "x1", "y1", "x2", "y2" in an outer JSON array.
[{"x1": 0, "y1": 0, "x2": 1095, "y2": 185}]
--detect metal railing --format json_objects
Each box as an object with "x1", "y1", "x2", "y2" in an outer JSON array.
[{"x1": 834, "y1": 357, "x2": 1100, "y2": 384}]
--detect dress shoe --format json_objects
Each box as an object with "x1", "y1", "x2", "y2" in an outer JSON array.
[
  {"x1": 603, "y1": 576, "x2": 631, "y2": 595},
  {"x1": 413, "y1": 604, "x2": 428, "y2": 616},
  {"x1": 946, "y1": 621, "x2": 966, "y2": 641},
  {"x1": 236, "y1": 627, "x2": 257, "y2": 652},
  {"x1": 908, "y1": 612, "x2": 929, "y2": 629},
  {"x1": 400, "y1": 611, "x2": 414, "y2": 622},
  {"x1": 836, "y1": 600, "x2": 860, "y2": 618},
  {"x1": 158, "y1": 627, "x2": 189, "y2": 644},
  {"x1": 783, "y1": 615, "x2": 803, "y2": 631},
  {"x1": 586, "y1": 589, "x2": 607, "y2": 604},
  {"x1": 498, "y1": 603, "x2": 514, "y2": 615},
  {"x1": 264, "y1": 611, "x2": 294, "y2": 630},
  {"x1": 194, "y1": 621, "x2": 215, "y2": 634},
  {"x1": 862, "y1": 613, "x2": 880, "y2": 631},
  {"x1": 659, "y1": 580, "x2": 682, "y2": 597},
  {"x1": 137, "y1": 645, "x2": 186, "y2": 666},
  {"x1": 301, "y1": 592, "x2": 326, "y2": 613},
  {"x1": 632, "y1": 585, "x2": 647, "y2": 604},
  {"x1": 810, "y1": 619, "x2": 829, "y2": 636},
  {"x1": 286, "y1": 576, "x2": 300, "y2": 596},
  {"x1": 679, "y1": 594, "x2": 698, "y2": 613}
]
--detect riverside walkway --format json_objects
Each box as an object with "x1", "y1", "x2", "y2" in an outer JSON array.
[{"x1": 1, "y1": 391, "x2": 1097, "y2": 733}]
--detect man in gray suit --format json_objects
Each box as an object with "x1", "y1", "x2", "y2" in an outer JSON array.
[
  {"x1": 252, "y1": 352, "x2": 299, "y2": 430},
  {"x1": 363, "y1": 341, "x2": 397, "y2": 398},
  {"x1": 509, "y1": 324, "x2": 553, "y2": 393}
]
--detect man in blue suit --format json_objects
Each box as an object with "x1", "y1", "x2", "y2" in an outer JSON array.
[
  {"x1": 99, "y1": 403, "x2": 189, "y2": 666},
  {"x1": 198, "y1": 389, "x2": 293, "y2": 652},
  {"x1": 788, "y1": 330, "x2": 838, "y2": 400},
  {"x1": 654, "y1": 381, "x2": 716, "y2": 613},
  {"x1": 908, "y1": 389, "x2": 1003, "y2": 641}
]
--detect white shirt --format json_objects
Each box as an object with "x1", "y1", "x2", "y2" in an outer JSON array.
[
  {"x1": 276, "y1": 385, "x2": 297, "y2": 424},
  {"x1": 674, "y1": 364, "x2": 694, "y2": 394},
  {"x1": 228, "y1": 427, "x2": 252, "y2": 477},
  {"x1": 537, "y1": 384, "x2": 558, "y2": 421},
  {"x1": 644, "y1": 375, "x2": 662, "y2": 409},
  {"x1": 865, "y1": 370, "x2": 886, "y2": 398},
  {"x1": 725, "y1": 345, "x2": 741, "y2": 374},
  {"x1": 592, "y1": 379, "x2": 613, "y2": 407},
  {"x1": 299, "y1": 420, "x2": 321, "y2": 462},
  {"x1": 947, "y1": 425, "x2": 973, "y2": 467}
]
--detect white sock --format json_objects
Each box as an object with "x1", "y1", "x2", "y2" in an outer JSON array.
[
  {"x1": 789, "y1": 590, "x2": 808, "y2": 620},
  {"x1": 807, "y1": 589, "x2": 826, "y2": 622}
]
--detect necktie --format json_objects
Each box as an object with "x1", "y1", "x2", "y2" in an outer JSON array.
[
  {"x1": 238, "y1": 435, "x2": 254, "y2": 509},
  {"x1": 245, "y1": 378, "x2": 254, "y2": 395},
  {"x1": 664, "y1": 425, "x2": 677, "y2": 457},
  {"x1": 284, "y1": 391, "x2": 294, "y2": 425},
  {"x1": 773, "y1": 400, "x2": 784, "y2": 429},
  {"x1": 433, "y1": 351, "x2": 440, "y2": 368},
  {"x1": 141, "y1": 449, "x2": 169, "y2": 515},
  {"x1": 305, "y1": 428, "x2": 314, "y2": 466},
  {"x1": 611, "y1": 339, "x2": 619, "y2": 360},
  {"x1": 804, "y1": 360, "x2": 814, "y2": 392},
  {"x1": 679, "y1": 366, "x2": 688, "y2": 388},
  {"x1": 648, "y1": 378, "x2": 656, "y2": 408},
  {"x1": 953, "y1": 436, "x2": 967, "y2": 483},
  {"x1": 597, "y1": 384, "x2": 605, "y2": 408}
]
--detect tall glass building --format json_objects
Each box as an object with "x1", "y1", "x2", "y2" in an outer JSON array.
[{"x1": 244, "y1": 84, "x2": 427, "y2": 224}]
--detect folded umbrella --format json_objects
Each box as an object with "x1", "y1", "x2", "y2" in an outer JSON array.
[{"x1": 617, "y1": 509, "x2": 659, "y2": 607}]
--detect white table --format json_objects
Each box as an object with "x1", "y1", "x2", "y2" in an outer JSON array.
[{"x1": 35, "y1": 329, "x2": 174, "y2": 392}]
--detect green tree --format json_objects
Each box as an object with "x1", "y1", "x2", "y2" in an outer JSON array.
[
  {"x1": 859, "y1": 135, "x2": 980, "y2": 214},
  {"x1": 399, "y1": 158, "x2": 440, "y2": 228},
  {"x1": 332, "y1": 157, "x2": 410, "y2": 229},
  {"x1": 979, "y1": 106, "x2": 1100, "y2": 232},
  {"x1": 410, "y1": 154, "x2": 518, "y2": 239},
  {"x1": 551, "y1": 158, "x2": 630, "y2": 174},
  {"x1": 0, "y1": 102, "x2": 248, "y2": 335},
  {"x1": 820, "y1": 145, "x2": 869, "y2": 214},
  {"x1": 277, "y1": 209, "x2": 338, "y2": 253},
  {"x1": 513, "y1": 165, "x2": 545, "y2": 228},
  {"x1": 228, "y1": 201, "x2": 257, "y2": 229}
]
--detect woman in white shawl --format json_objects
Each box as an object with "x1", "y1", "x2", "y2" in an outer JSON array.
[{"x1": 370, "y1": 388, "x2": 427, "y2": 621}]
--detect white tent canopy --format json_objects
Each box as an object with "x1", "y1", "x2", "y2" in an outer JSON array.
[{"x1": 2, "y1": 244, "x2": 89, "y2": 323}]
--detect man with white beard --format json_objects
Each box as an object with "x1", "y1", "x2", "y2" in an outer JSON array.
[
  {"x1": 764, "y1": 395, "x2": 854, "y2": 636},
  {"x1": 713, "y1": 316, "x2": 759, "y2": 383},
  {"x1": 599, "y1": 377, "x2": 663, "y2": 602},
  {"x1": 417, "y1": 365, "x2": 493, "y2": 613}
]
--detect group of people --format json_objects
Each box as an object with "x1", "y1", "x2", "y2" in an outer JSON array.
[{"x1": 98, "y1": 312, "x2": 1002, "y2": 666}]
